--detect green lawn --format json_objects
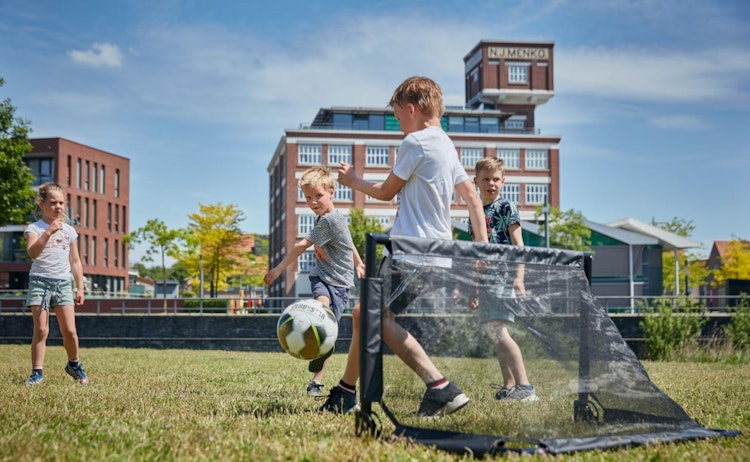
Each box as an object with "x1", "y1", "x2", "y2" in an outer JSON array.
[{"x1": 1, "y1": 345, "x2": 748, "y2": 461}]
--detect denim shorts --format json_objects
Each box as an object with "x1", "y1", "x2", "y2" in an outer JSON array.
[
  {"x1": 26, "y1": 276, "x2": 75, "y2": 309},
  {"x1": 309, "y1": 276, "x2": 350, "y2": 321}
]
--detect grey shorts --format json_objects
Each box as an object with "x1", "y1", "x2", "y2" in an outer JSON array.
[
  {"x1": 309, "y1": 276, "x2": 349, "y2": 321},
  {"x1": 26, "y1": 276, "x2": 75, "y2": 309}
]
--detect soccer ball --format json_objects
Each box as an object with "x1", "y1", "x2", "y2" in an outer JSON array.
[{"x1": 277, "y1": 299, "x2": 338, "y2": 360}]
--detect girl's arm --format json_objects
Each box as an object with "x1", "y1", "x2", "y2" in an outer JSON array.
[{"x1": 69, "y1": 239, "x2": 85, "y2": 305}]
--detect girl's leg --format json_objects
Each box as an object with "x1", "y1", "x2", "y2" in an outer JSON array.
[
  {"x1": 53, "y1": 305, "x2": 80, "y2": 362},
  {"x1": 30, "y1": 305, "x2": 50, "y2": 369}
]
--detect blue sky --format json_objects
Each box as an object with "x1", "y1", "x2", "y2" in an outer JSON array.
[{"x1": 1, "y1": 0, "x2": 748, "y2": 262}]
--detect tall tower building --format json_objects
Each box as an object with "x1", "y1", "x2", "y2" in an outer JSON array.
[{"x1": 266, "y1": 40, "x2": 560, "y2": 303}]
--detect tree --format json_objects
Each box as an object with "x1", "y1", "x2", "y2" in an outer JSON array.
[
  {"x1": 651, "y1": 217, "x2": 706, "y2": 295},
  {"x1": 125, "y1": 219, "x2": 184, "y2": 310},
  {"x1": 348, "y1": 208, "x2": 385, "y2": 264},
  {"x1": 0, "y1": 77, "x2": 35, "y2": 225},
  {"x1": 712, "y1": 238, "x2": 750, "y2": 288},
  {"x1": 534, "y1": 206, "x2": 591, "y2": 252},
  {"x1": 184, "y1": 203, "x2": 246, "y2": 297}
]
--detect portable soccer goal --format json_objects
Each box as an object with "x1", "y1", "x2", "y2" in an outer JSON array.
[{"x1": 354, "y1": 234, "x2": 738, "y2": 456}]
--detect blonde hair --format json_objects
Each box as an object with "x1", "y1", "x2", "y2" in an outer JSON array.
[
  {"x1": 34, "y1": 182, "x2": 68, "y2": 221},
  {"x1": 299, "y1": 166, "x2": 335, "y2": 191},
  {"x1": 475, "y1": 157, "x2": 505, "y2": 177},
  {"x1": 388, "y1": 76, "x2": 445, "y2": 119}
]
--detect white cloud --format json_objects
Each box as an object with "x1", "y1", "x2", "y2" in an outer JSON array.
[
  {"x1": 68, "y1": 43, "x2": 123, "y2": 67},
  {"x1": 556, "y1": 46, "x2": 750, "y2": 105}
]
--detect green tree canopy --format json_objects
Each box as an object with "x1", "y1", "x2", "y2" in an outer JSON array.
[
  {"x1": 347, "y1": 208, "x2": 385, "y2": 264},
  {"x1": 651, "y1": 217, "x2": 707, "y2": 295},
  {"x1": 0, "y1": 77, "x2": 35, "y2": 225},
  {"x1": 534, "y1": 206, "x2": 591, "y2": 252},
  {"x1": 713, "y1": 238, "x2": 750, "y2": 288},
  {"x1": 184, "y1": 202, "x2": 246, "y2": 297},
  {"x1": 125, "y1": 218, "x2": 185, "y2": 308}
]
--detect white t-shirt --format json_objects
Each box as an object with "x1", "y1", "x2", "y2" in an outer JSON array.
[
  {"x1": 391, "y1": 125, "x2": 469, "y2": 240},
  {"x1": 24, "y1": 220, "x2": 78, "y2": 279}
]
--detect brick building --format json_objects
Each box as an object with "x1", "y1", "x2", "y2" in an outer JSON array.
[
  {"x1": 0, "y1": 137, "x2": 130, "y2": 295},
  {"x1": 266, "y1": 40, "x2": 560, "y2": 302}
]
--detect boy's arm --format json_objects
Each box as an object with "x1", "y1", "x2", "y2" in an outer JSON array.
[
  {"x1": 352, "y1": 247, "x2": 365, "y2": 279},
  {"x1": 455, "y1": 179, "x2": 488, "y2": 243},
  {"x1": 263, "y1": 238, "x2": 312, "y2": 285},
  {"x1": 508, "y1": 222, "x2": 526, "y2": 296},
  {"x1": 337, "y1": 162, "x2": 405, "y2": 201}
]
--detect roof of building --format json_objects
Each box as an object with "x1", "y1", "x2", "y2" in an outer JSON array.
[{"x1": 606, "y1": 217, "x2": 701, "y2": 250}]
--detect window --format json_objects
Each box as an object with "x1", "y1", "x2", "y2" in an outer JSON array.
[
  {"x1": 299, "y1": 251, "x2": 316, "y2": 272},
  {"x1": 353, "y1": 114, "x2": 369, "y2": 130},
  {"x1": 99, "y1": 166, "x2": 105, "y2": 193},
  {"x1": 122, "y1": 206, "x2": 126, "y2": 233},
  {"x1": 525, "y1": 184, "x2": 548, "y2": 205},
  {"x1": 66, "y1": 157, "x2": 71, "y2": 186},
  {"x1": 84, "y1": 161, "x2": 90, "y2": 191},
  {"x1": 332, "y1": 113, "x2": 352, "y2": 129},
  {"x1": 75, "y1": 196, "x2": 81, "y2": 225},
  {"x1": 103, "y1": 238, "x2": 108, "y2": 267},
  {"x1": 76, "y1": 159, "x2": 81, "y2": 189},
  {"x1": 298, "y1": 214, "x2": 316, "y2": 235},
  {"x1": 334, "y1": 184, "x2": 352, "y2": 201},
  {"x1": 328, "y1": 145, "x2": 351, "y2": 165},
  {"x1": 298, "y1": 144, "x2": 322, "y2": 164},
  {"x1": 448, "y1": 116, "x2": 464, "y2": 132},
  {"x1": 25, "y1": 158, "x2": 54, "y2": 186},
  {"x1": 460, "y1": 147, "x2": 484, "y2": 169},
  {"x1": 92, "y1": 163, "x2": 97, "y2": 193},
  {"x1": 115, "y1": 204, "x2": 119, "y2": 232},
  {"x1": 369, "y1": 114, "x2": 385, "y2": 131},
  {"x1": 115, "y1": 169, "x2": 120, "y2": 198},
  {"x1": 509, "y1": 64, "x2": 528, "y2": 83},
  {"x1": 505, "y1": 116, "x2": 526, "y2": 130},
  {"x1": 366, "y1": 146, "x2": 389, "y2": 166},
  {"x1": 503, "y1": 183, "x2": 521, "y2": 203},
  {"x1": 480, "y1": 118, "x2": 500, "y2": 134},
  {"x1": 107, "y1": 203, "x2": 112, "y2": 231},
  {"x1": 464, "y1": 117, "x2": 479, "y2": 133},
  {"x1": 92, "y1": 200, "x2": 97, "y2": 229},
  {"x1": 526, "y1": 149, "x2": 548, "y2": 169},
  {"x1": 114, "y1": 239, "x2": 119, "y2": 268},
  {"x1": 83, "y1": 235, "x2": 89, "y2": 265},
  {"x1": 84, "y1": 198, "x2": 89, "y2": 228},
  {"x1": 91, "y1": 237, "x2": 96, "y2": 266},
  {"x1": 498, "y1": 149, "x2": 520, "y2": 169}
]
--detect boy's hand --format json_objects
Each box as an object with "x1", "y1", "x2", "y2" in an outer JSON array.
[
  {"x1": 355, "y1": 262, "x2": 365, "y2": 279},
  {"x1": 337, "y1": 162, "x2": 355, "y2": 187},
  {"x1": 469, "y1": 297, "x2": 479, "y2": 311},
  {"x1": 513, "y1": 278, "x2": 526, "y2": 296},
  {"x1": 263, "y1": 268, "x2": 281, "y2": 285}
]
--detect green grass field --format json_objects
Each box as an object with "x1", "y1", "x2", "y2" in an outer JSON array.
[{"x1": 1, "y1": 345, "x2": 748, "y2": 461}]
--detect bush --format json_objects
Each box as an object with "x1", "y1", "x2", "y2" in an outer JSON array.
[
  {"x1": 725, "y1": 294, "x2": 750, "y2": 351},
  {"x1": 183, "y1": 298, "x2": 229, "y2": 313},
  {"x1": 639, "y1": 297, "x2": 707, "y2": 361}
]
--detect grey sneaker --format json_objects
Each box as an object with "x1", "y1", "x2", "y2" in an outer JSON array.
[
  {"x1": 317, "y1": 385, "x2": 358, "y2": 414},
  {"x1": 307, "y1": 380, "x2": 324, "y2": 397},
  {"x1": 65, "y1": 363, "x2": 89, "y2": 385},
  {"x1": 26, "y1": 371, "x2": 43, "y2": 386},
  {"x1": 505, "y1": 385, "x2": 538, "y2": 402},
  {"x1": 417, "y1": 382, "x2": 470, "y2": 417},
  {"x1": 494, "y1": 385, "x2": 511, "y2": 400}
]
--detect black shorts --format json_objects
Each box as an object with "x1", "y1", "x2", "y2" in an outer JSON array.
[{"x1": 380, "y1": 256, "x2": 430, "y2": 315}]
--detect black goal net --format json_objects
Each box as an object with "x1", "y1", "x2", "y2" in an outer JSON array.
[{"x1": 355, "y1": 234, "x2": 738, "y2": 456}]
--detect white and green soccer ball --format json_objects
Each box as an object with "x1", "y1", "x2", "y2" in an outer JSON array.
[{"x1": 277, "y1": 299, "x2": 338, "y2": 360}]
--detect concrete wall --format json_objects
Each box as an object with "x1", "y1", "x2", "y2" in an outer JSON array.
[{"x1": 0, "y1": 313, "x2": 733, "y2": 359}]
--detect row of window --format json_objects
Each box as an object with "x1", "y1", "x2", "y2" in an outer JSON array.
[
  {"x1": 298, "y1": 144, "x2": 549, "y2": 170},
  {"x1": 323, "y1": 112, "x2": 524, "y2": 134},
  {"x1": 77, "y1": 234, "x2": 127, "y2": 269},
  {"x1": 24, "y1": 157, "x2": 122, "y2": 199},
  {"x1": 67, "y1": 194, "x2": 127, "y2": 233}
]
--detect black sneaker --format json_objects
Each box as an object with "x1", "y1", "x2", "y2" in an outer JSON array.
[
  {"x1": 308, "y1": 345, "x2": 334, "y2": 373},
  {"x1": 317, "y1": 385, "x2": 358, "y2": 414},
  {"x1": 417, "y1": 382, "x2": 470, "y2": 417}
]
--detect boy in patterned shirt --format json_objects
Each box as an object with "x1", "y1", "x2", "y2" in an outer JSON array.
[
  {"x1": 264, "y1": 166, "x2": 364, "y2": 396},
  {"x1": 468, "y1": 157, "x2": 537, "y2": 402}
]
